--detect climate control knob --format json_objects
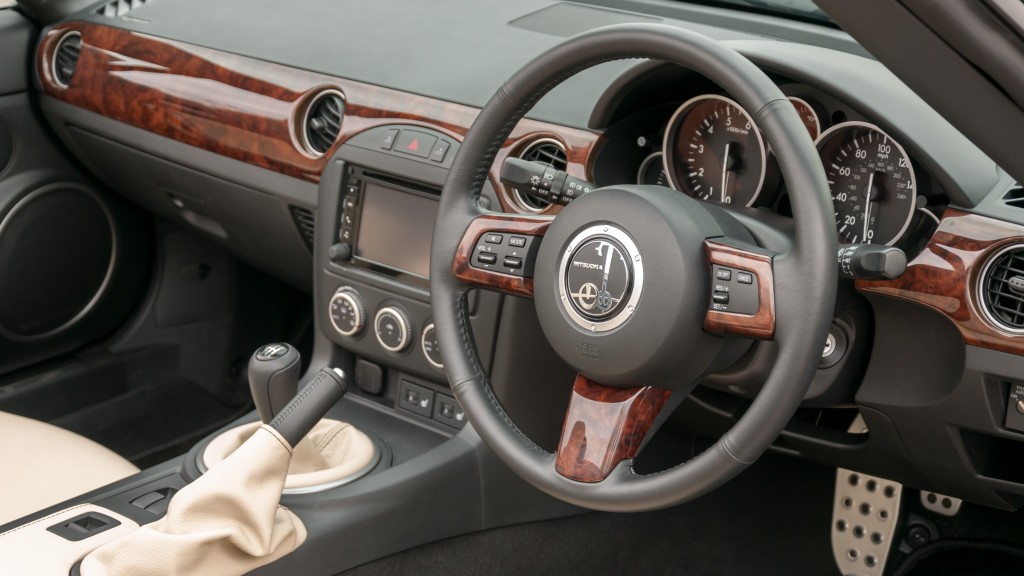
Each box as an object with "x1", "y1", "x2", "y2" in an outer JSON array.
[
  {"x1": 421, "y1": 323, "x2": 443, "y2": 370},
  {"x1": 374, "y1": 305, "x2": 413, "y2": 353},
  {"x1": 329, "y1": 287, "x2": 365, "y2": 337}
]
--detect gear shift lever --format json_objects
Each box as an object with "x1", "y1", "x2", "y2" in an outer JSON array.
[{"x1": 249, "y1": 343, "x2": 301, "y2": 423}]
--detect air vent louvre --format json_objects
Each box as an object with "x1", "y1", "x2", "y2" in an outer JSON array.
[
  {"x1": 290, "y1": 206, "x2": 315, "y2": 251},
  {"x1": 512, "y1": 138, "x2": 567, "y2": 212},
  {"x1": 53, "y1": 33, "x2": 81, "y2": 87},
  {"x1": 981, "y1": 245, "x2": 1024, "y2": 332},
  {"x1": 1003, "y1": 187, "x2": 1024, "y2": 209},
  {"x1": 98, "y1": 0, "x2": 151, "y2": 18},
  {"x1": 302, "y1": 91, "x2": 345, "y2": 156}
]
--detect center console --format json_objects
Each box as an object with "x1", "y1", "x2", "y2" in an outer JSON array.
[{"x1": 315, "y1": 124, "x2": 503, "y2": 433}]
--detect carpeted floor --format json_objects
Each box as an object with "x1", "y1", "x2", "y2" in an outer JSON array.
[{"x1": 340, "y1": 454, "x2": 839, "y2": 576}]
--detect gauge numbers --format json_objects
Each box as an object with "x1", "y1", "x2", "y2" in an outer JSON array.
[
  {"x1": 817, "y1": 122, "x2": 916, "y2": 246},
  {"x1": 663, "y1": 95, "x2": 767, "y2": 207}
]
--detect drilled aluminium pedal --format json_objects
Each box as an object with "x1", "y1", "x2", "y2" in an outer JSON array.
[{"x1": 831, "y1": 469, "x2": 902, "y2": 576}]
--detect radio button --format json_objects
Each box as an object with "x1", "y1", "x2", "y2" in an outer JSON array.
[{"x1": 477, "y1": 252, "x2": 497, "y2": 265}]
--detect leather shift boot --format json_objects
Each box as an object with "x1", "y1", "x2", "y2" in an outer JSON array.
[{"x1": 81, "y1": 425, "x2": 306, "y2": 576}]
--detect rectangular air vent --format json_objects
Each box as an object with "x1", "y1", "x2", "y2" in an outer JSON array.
[
  {"x1": 97, "y1": 0, "x2": 152, "y2": 18},
  {"x1": 290, "y1": 206, "x2": 315, "y2": 252}
]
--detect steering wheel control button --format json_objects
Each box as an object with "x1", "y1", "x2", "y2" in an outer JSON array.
[
  {"x1": 421, "y1": 323, "x2": 444, "y2": 370},
  {"x1": 708, "y1": 265, "x2": 758, "y2": 315},
  {"x1": 433, "y1": 393, "x2": 466, "y2": 429},
  {"x1": 329, "y1": 287, "x2": 365, "y2": 337},
  {"x1": 394, "y1": 130, "x2": 436, "y2": 158},
  {"x1": 255, "y1": 343, "x2": 290, "y2": 361},
  {"x1": 503, "y1": 256, "x2": 523, "y2": 269},
  {"x1": 380, "y1": 129, "x2": 398, "y2": 150},
  {"x1": 557, "y1": 225, "x2": 644, "y2": 333},
  {"x1": 398, "y1": 380, "x2": 434, "y2": 417},
  {"x1": 470, "y1": 232, "x2": 541, "y2": 277},
  {"x1": 374, "y1": 305, "x2": 413, "y2": 353}
]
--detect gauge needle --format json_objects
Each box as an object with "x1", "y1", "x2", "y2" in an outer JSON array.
[
  {"x1": 862, "y1": 171, "x2": 875, "y2": 243},
  {"x1": 721, "y1": 143, "x2": 731, "y2": 203}
]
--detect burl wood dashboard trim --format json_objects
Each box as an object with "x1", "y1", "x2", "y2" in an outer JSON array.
[
  {"x1": 555, "y1": 374, "x2": 671, "y2": 483},
  {"x1": 37, "y1": 22, "x2": 600, "y2": 193},
  {"x1": 858, "y1": 209, "x2": 1024, "y2": 356}
]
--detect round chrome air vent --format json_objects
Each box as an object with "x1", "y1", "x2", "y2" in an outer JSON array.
[
  {"x1": 510, "y1": 138, "x2": 567, "y2": 212},
  {"x1": 299, "y1": 89, "x2": 346, "y2": 157},
  {"x1": 979, "y1": 244, "x2": 1024, "y2": 334},
  {"x1": 52, "y1": 31, "x2": 82, "y2": 88}
]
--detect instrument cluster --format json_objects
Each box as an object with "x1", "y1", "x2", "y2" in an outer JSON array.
[{"x1": 636, "y1": 90, "x2": 932, "y2": 247}]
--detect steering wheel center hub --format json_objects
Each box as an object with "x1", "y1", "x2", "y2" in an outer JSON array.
[
  {"x1": 559, "y1": 225, "x2": 644, "y2": 332},
  {"x1": 533, "y1": 186, "x2": 737, "y2": 387}
]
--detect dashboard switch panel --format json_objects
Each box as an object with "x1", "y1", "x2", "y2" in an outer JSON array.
[
  {"x1": 399, "y1": 380, "x2": 434, "y2": 418},
  {"x1": 1005, "y1": 382, "x2": 1024, "y2": 433},
  {"x1": 433, "y1": 393, "x2": 467, "y2": 429}
]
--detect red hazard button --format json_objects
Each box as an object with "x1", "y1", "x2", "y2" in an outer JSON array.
[{"x1": 394, "y1": 130, "x2": 436, "y2": 158}]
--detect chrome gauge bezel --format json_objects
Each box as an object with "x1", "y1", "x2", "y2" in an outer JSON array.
[
  {"x1": 814, "y1": 121, "x2": 917, "y2": 247},
  {"x1": 661, "y1": 94, "x2": 767, "y2": 207},
  {"x1": 786, "y1": 96, "x2": 822, "y2": 141},
  {"x1": 636, "y1": 151, "x2": 665, "y2": 185}
]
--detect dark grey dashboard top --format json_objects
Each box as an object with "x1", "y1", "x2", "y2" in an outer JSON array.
[
  {"x1": 79, "y1": 0, "x2": 837, "y2": 127},
  {"x1": 75, "y1": 0, "x2": 1000, "y2": 202}
]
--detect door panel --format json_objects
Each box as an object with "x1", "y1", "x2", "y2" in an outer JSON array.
[{"x1": 0, "y1": 6, "x2": 151, "y2": 377}]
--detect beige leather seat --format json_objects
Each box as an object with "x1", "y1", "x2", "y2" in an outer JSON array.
[{"x1": 0, "y1": 411, "x2": 139, "y2": 526}]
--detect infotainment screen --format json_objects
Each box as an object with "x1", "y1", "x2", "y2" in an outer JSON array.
[{"x1": 355, "y1": 180, "x2": 439, "y2": 279}]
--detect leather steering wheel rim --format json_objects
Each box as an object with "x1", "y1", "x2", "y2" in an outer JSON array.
[{"x1": 430, "y1": 23, "x2": 837, "y2": 512}]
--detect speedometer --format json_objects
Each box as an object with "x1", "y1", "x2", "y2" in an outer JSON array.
[
  {"x1": 663, "y1": 95, "x2": 767, "y2": 207},
  {"x1": 816, "y1": 122, "x2": 916, "y2": 246}
]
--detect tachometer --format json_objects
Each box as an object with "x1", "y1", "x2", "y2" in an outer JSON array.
[
  {"x1": 816, "y1": 122, "x2": 916, "y2": 245},
  {"x1": 663, "y1": 95, "x2": 766, "y2": 206}
]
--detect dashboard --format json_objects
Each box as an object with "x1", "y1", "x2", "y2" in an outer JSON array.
[{"x1": 29, "y1": 0, "x2": 1024, "y2": 512}]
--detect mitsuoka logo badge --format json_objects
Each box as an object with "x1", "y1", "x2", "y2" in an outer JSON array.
[
  {"x1": 558, "y1": 224, "x2": 644, "y2": 333},
  {"x1": 566, "y1": 237, "x2": 632, "y2": 319}
]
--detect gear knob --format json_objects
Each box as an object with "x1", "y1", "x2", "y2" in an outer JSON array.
[{"x1": 249, "y1": 343, "x2": 301, "y2": 424}]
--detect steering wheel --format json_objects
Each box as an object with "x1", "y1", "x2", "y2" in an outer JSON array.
[{"x1": 430, "y1": 23, "x2": 836, "y2": 512}]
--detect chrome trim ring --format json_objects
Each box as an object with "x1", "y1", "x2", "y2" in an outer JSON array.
[
  {"x1": 976, "y1": 243, "x2": 1024, "y2": 335},
  {"x1": 297, "y1": 88, "x2": 346, "y2": 158},
  {"x1": 557, "y1": 224, "x2": 644, "y2": 333}
]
